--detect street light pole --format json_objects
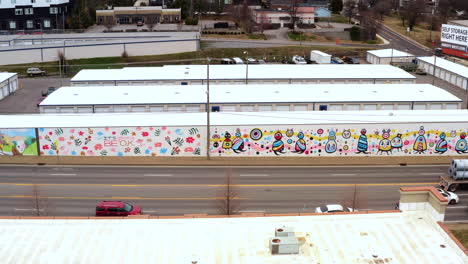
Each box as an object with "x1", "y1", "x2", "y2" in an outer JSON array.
[
  {"x1": 244, "y1": 51, "x2": 248, "y2": 84},
  {"x1": 206, "y1": 57, "x2": 211, "y2": 160},
  {"x1": 432, "y1": 51, "x2": 436, "y2": 85}
]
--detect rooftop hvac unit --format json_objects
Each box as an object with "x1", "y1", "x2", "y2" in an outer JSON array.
[
  {"x1": 270, "y1": 237, "x2": 299, "y2": 255},
  {"x1": 275, "y1": 226, "x2": 295, "y2": 237}
]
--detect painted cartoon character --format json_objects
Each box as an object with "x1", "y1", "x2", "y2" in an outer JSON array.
[
  {"x1": 378, "y1": 129, "x2": 392, "y2": 155},
  {"x1": 222, "y1": 132, "x2": 232, "y2": 150},
  {"x1": 272, "y1": 131, "x2": 285, "y2": 155},
  {"x1": 342, "y1": 129, "x2": 351, "y2": 139},
  {"x1": 325, "y1": 131, "x2": 337, "y2": 154},
  {"x1": 413, "y1": 126, "x2": 427, "y2": 154},
  {"x1": 435, "y1": 132, "x2": 448, "y2": 154},
  {"x1": 231, "y1": 129, "x2": 246, "y2": 154},
  {"x1": 451, "y1": 130, "x2": 457, "y2": 138},
  {"x1": 356, "y1": 129, "x2": 368, "y2": 154},
  {"x1": 293, "y1": 131, "x2": 306, "y2": 154},
  {"x1": 455, "y1": 132, "x2": 468, "y2": 154},
  {"x1": 286, "y1": 129, "x2": 294, "y2": 138},
  {"x1": 391, "y1": 133, "x2": 403, "y2": 152}
]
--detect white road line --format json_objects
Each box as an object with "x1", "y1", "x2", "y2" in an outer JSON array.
[
  {"x1": 143, "y1": 174, "x2": 173, "y2": 177},
  {"x1": 417, "y1": 173, "x2": 442, "y2": 176},
  {"x1": 447, "y1": 205, "x2": 468, "y2": 209},
  {"x1": 239, "y1": 174, "x2": 270, "y2": 177},
  {"x1": 239, "y1": 210, "x2": 266, "y2": 213},
  {"x1": 330, "y1": 174, "x2": 357, "y2": 176},
  {"x1": 14, "y1": 208, "x2": 45, "y2": 211},
  {"x1": 143, "y1": 210, "x2": 157, "y2": 213},
  {"x1": 49, "y1": 173, "x2": 77, "y2": 176}
]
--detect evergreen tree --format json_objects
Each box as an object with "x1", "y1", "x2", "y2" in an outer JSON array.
[{"x1": 330, "y1": 0, "x2": 343, "y2": 13}]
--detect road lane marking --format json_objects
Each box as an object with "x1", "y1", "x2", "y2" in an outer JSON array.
[
  {"x1": 0, "y1": 182, "x2": 438, "y2": 187},
  {"x1": 49, "y1": 174, "x2": 77, "y2": 176},
  {"x1": 0, "y1": 195, "x2": 247, "y2": 200},
  {"x1": 14, "y1": 208, "x2": 45, "y2": 211},
  {"x1": 239, "y1": 174, "x2": 270, "y2": 177},
  {"x1": 330, "y1": 174, "x2": 357, "y2": 176},
  {"x1": 417, "y1": 173, "x2": 442, "y2": 176},
  {"x1": 447, "y1": 206, "x2": 468, "y2": 209},
  {"x1": 143, "y1": 174, "x2": 173, "y2": 177}
]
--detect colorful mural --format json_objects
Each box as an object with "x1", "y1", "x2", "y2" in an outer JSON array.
[
  {"x1": 210, "y1": 125, "x2": 468, "y2": 157},
  {"x1": 0, "y1": 129, "x2": 38, "y2": 156},
  {"x1": 38, "y1": 127, "x2": 203, "y2": 156}
]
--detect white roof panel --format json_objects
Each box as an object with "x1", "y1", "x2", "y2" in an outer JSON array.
[
  {"x1": 71, "y1": 64, "x2": 416, "y2": 82},
  {"x1": 0, "y1": 72, "x2": 16, "y2": 82},
  {"x1": 3, "y1": 110, "x2": 468, "y2": 128},
  {"x1": 0, "y1": 212, "x2": 464, "y2": 263},
  {"x1": 311, "y1": 50, "x2": 331, "y2": 56},
  {"x1": 367, "y1": 49, "x2": 415, "y2": 58},
  {"x1": 417, "y1": 56, "x2": 468, "y2": 79},
  {"x1": 40, "y1": 84, "x2": 458, "y2": 106}
]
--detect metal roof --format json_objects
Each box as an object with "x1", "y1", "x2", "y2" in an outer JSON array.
[
  {"x1": 0, "y1": 72, "x2": 17, "y2": 82},
  {"x1": 70, "y1": 64, "x2": 417, "y2": 82},
  {"x1": 417, "y1": 56, "x2": 468, "y2": 79},
  {"x1": 367, "y1": 49, "x2": 415, "y2": 58},
  {"x1": 3, "y1": 110, "x2": 468, "y2": 128},
  {"x1": 39, "y1": 84, "x2": 460, "y2": 106},
  {"x1": 0, "y1": 212, "x2": 464, "y2": 263}
]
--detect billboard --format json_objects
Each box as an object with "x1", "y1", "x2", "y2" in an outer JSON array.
[{"x1": 441, "y1": 24, "x2": 468, "y2": 59}]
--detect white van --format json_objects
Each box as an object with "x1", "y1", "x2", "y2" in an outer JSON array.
[{"x1": 232, "y1": 57, "x2": 244, "y2": 64}]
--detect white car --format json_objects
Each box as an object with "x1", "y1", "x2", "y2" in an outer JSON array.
[
  {"x1": 315, "y1": 204, "x2": 356, "y2": 213},
  {"x1": 437, "y1": 188, "x2": 459, "y2": 204},
  {"x1": 292, "y1": 55, "x2": 307, "y2": 64}
]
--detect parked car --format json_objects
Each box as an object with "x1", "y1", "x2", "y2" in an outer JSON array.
[
  {"x1": 36, "y1": 96, "x2": 47, "y2": 107},
  {"x1": 257, "y1": 59, "x2": 266, "y2": 64},
  {"x1": 27, "y1": 67, "x2": 46, "y2": 77},
  {"x1": 342, "y1": 56, "x2": 360, "y2": 64},
  {"x1": 437, "y1": 188, "x2": 459, "y2": 204},
  {"x1": 246, "y1": 58, "x2": 258, "y2": 64},
  {"x1": 232, "y1": 57, "x2": 244, "y2": 64},
  {"x1": 221, "y1": 58, "x2": 234, "y2": 64},
  {"x1": 95, "y1": 201, "x2": 142, "y2": 216},
  {"x1": 137, "y1": 21, "x2": 144, "y2": 27},
  {"x1": 291, "y1": 55, "x2": 307, "y2": 64},
  {"x1": 315, "y1": 204, "x2": 356, "y2": 213},
  {"x1": 331, "y1": 57, "x2": 345, "y2": 64},
  {"x1": 415, "y1": 68, "x2": 427, "y2": 75},
  {"x1": 41, "y1": 87, "x2": 56, "y2": 96}
]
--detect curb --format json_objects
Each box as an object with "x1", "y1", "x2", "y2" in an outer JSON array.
[{"x1": 378, "y1": 22, "x2": 432, "y2": 52}]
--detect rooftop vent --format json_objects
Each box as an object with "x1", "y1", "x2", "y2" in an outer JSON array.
[
  {"x1": 270, "y1": 237, "x2": 299, "y2": 254},
  {"x1": 275, "y1": 226, "x2": 295, "y2": 237},
  {"x1": 274, "y1": 91, "x2": 280, "y2": 93},
  {"x1": 324, "y1": 91, "x2": 329, "y2": 93},
  {"x1": 123, "y1": 93, "x2": 128, "y2": 95}
]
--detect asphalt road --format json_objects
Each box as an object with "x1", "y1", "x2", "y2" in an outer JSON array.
[
  {"x1": 0, "y1": 165, "x2": 465, "y2": 222},
  {"x1": 377, "y1": 23, "x2": 430, "y2": 56}
]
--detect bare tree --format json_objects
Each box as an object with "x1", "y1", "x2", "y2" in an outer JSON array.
[
  {"x1": 343, "y1": 0, "x2": 357, "y2": 24},
  {"x1": 217, "y1": 168, "x2": 241, "y2": 215},
  {"x1": 145, "y1": 15, "x2": 159, "y2": 31},
  {"x1": 102, "y1": 16, "x2": 116, "y2": 31},
  {"x1": 399, "y1": 0, "x2": 425, "y2": 30},
  {"x1": 373, "y1": 0, "x2": 392, "y2": 20},
  {"x1": 288, "y1": 0, "x2": 300, "y2": 32}
]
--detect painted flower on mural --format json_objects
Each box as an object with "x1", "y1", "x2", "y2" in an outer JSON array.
[
  {"x1": 186, "y1": 137, "x2": 195, "y2": 144},
  {"x1": 94, "y1": 144, "x2": 103, "y2": 151},
  {"x1": 48, "y1": 131, "x2": 53, "y2": 136},
  {"x1": 154, "y1": 142, "x2": 163, "y2": 148},
  {"x1": 42, "y1": 145, "x2": 49, "y2": 150},
  {"x1": 78, "y1": 131, "x2": 84, "y2": 136},
  {"x1": 142, "y1": 132, "x2": 149, "y2": 137},
  {"x1": 58, "y1": 137, "x2": 65, "y2": 141},
  {"x1": 184, "y1": 147, "x2": 194, "y2": 152},
  {"x1": 82, "y1": 146, "x2": 88, "y2": 150}
]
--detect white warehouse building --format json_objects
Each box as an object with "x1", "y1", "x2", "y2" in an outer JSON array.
[
  {"x1": 70, "y1": 64, "x2": 417, "y2": 86},
  {"x1": 0, "y1": 72, "x2": 18, "y2": 101},
  {"x1": 416, "y1": 56, "x2": 468, "y2": 91},
  {"x1": 38, "y1": 83, "x2": 462, "y2": 114},
  {"x1": 366, "y1": 49, "x2": 416, "y2": 64}
]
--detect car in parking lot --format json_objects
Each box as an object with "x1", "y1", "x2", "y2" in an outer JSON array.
[
  {"x1": 415, "y1": 68, "x2": 427, "y2": 75},
  {"x1": 27, "y1": 67, "x2": 46, "y2": 77},
  {"x1": 437, "y1": 188, "x2": 459, "y2": 204},
  {"x1": 331, "y1": 57, "x2": 344, "y2": 64},
  {"x1": 292, "y1": 55, "x2": 307, "y2": 64},
  {"x1": 95, "y1": 201, "x2": 142, "y2": 216},
  {"x1": 315, "y1": 204, "x2": 356, "y2": 213}
]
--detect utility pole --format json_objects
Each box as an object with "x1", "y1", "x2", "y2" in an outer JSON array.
[
  {"x1": 206, "y1": 57, "x2": 211, "y2": 160},
  {"x1": 432, "y1": 51, "x2": 436, "y2": 85},
  {"x1": 244, "y1": 50, "x2": 249, "y2": 84}
]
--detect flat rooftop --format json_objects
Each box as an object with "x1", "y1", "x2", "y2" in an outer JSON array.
[
  {"x1": 70, "y1": 64, "x2": 417, "y2": 82},
  {"x1": 3, "y1": 110, "x2": 468, "y2": 128},
  {"x1": 0, "y1": 72, "x2": 17, "y2": 82},
  {"x1": 367, "y1": 49, "x2": 415, "y2": 58},
  {"x1": 417, "y1": 56, "x2": 468, "y2": 79},
  {"x1": 40, "y1": 84, "x2": 458, "y2": 106},
  {"x1": 0, "y1": 212, "x2": 463, "y2": 263}
]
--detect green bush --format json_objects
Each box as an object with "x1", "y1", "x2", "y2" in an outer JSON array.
[
  {"x1": 185, "y1": 17, "x2": 198, "y2": 25},
  {"x1": 350, "y1": 26, "x2": 361, "y2": 41}
]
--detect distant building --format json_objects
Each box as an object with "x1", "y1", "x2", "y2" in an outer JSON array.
[
  {"x1": 252, "y1": 7, "x2": 315, "y2": 28},
  {"x1": 0, "y1": 0, "x2": 72, "y2": 31},
  {"x1": 96, "y1": 6, "x2": 181, "y2": 26}
]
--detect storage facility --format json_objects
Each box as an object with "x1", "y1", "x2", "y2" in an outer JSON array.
[
  {"x1": 38, "y1": 84, "x2": 461, "y2": 114},
  {"x1": 416, "y1": 56, "x2": 468, "y2": 91},
  {"x1": 366, "y1": 49, "x2": 415, "y2": 64},
  {"x1": 0, "y1": 72, "x2": 18, "y2": 100},
  {"x1": 70, "y1": 64, "x2": 417, "y2": 86},
  {"x1": 310, "y1": 50, "x2": 331, "y2": 64}
]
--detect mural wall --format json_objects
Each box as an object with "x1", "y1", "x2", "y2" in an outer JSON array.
[
  {"x1": 33, "y1": 123, "x2": 468, "y2": 157},
  {"x1": 38, "y1": 127, "x2": 204, "y2": 156},
  {"x1": 0, "y1": 129, "x2": 38, "y2": 156},
  {"x1": 210, "y1": 125, "x2": 468, "y2": 156}
]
